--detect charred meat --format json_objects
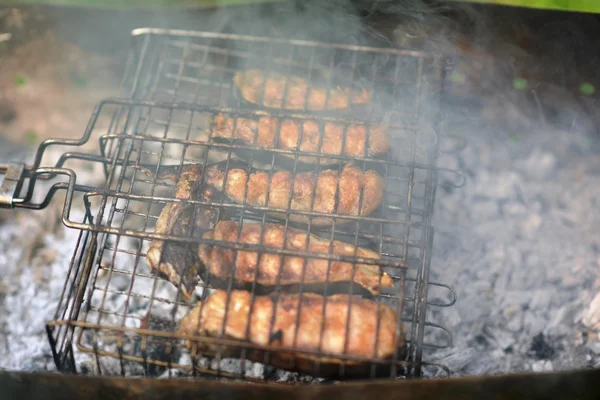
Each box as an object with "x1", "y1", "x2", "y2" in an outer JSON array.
[
  {"x1": 210, "y1": 112, "x2": 389, "y2": 165},
  {"x1": 198, "y1": 220, "x2": 393, "y2": 296},
  {"x1": 145, "y1": 165, "x2": 216, "y2": 301},
  {"x1": 233, "y1": 69, "x2": 372, "y2": 111},
  {"x1": 146, "y1": 203, "x2": 202, "y2": 301},
  {"x1": 179, "y1": 290, "x2": 401, "y2": 376},
  {"x1": 205, "y1": 163, "x2": 383, "y2": 226}
]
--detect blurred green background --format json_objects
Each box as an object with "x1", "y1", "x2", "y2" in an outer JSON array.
[
  {"x1": 455, "y1": 0, "x2": 600, "y2": 13},
  {"x1": 0, "y1": 0, "x2": 598, "y2": 13}
]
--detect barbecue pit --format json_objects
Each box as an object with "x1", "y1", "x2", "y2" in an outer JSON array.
[{"x1": 0, "y1": 29, "x2": 462, "y2": 382}]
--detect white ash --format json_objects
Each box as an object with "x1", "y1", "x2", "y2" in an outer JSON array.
[
  {"x1": 0, "y1": 206, "x2": 83, "y2": 371},
  {"x1": 582, "y1": 293, "x2": 600, "y2": 332},
  {"x1": 427, "y1": 102, "x2": 600, "y2": 376}
]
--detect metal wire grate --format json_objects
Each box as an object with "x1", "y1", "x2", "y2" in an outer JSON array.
[
  {"x1": 124, "y1": 29, "x2": 442, "y2": 128},
  {"x1": 20, "y1": 29, "x2": 464, "y2": 382}
]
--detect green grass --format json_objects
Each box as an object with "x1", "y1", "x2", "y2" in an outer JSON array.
[
  {"x1": 24, "y1": 130, "x2": 38, "y2": 146},
  {"x1": 579, "y1": 82, "x2": 595, "y2": 96},
  {"x1": 452, "y1": 0, "x2": 600, "y2": 13},
  {"x1": 513, "y1": 77, "x2": 528, "y2": 90},
  {"x1": 13, "y1": 75, "x2": 26, "y2": 87},
  {"x1": 450, "y1": 70, "x2": 467, "y2": 85},
  {"x1": 510, "y1": 133, "x2": 523, "y2": 142},
  {"x1": 73, "y1": 76, "x2": 88, "y2": 88}
]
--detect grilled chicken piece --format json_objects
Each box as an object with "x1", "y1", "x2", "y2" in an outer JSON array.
[
  {"x1": 233, "y1": 69, "x2": 372, "y2": 111},
  {"x1": 210, "y1": 112, "x2": 389, "y2": 165},
  {"x1": 205, "y1": 164, "x2": 383, "y2": 226},
  {"x1": 179, "y1": 290, "x2": 403, "y2": 377},
  {"x1": 198, "y1": 221, "x2": 393, "y2": 296},
  {"x1": 146, "y1": 165, "x2": 216, "y2": 301},
  {"x1": 180, "y1": 289, "x2": 399, "y2": 360}
]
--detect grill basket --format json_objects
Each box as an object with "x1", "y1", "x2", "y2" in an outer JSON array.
[{"x1": 0, "y1": 29, "x2": 463, "y2": 382}]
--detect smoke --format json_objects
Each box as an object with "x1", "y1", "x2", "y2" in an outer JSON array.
[
  {"x1": 106, "y1": 0, "x2": 600, "y2": 375},
  {"x1": 4, "y1": 0, "x2": 598, "y2": 377},
  {"x1": 201, "y1": 0, "x2": 600, "y2": 376},
  {"x1": 204, "y1": 0, "x2": 597, "y2": 137}
]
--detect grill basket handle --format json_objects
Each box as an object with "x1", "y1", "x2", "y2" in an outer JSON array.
[
  {"x1": 0, "y1": 163, "x2": 26, "y2": 209},
  {"x1": 0, "y1": 162, "x2": 78, "y2": 216}
]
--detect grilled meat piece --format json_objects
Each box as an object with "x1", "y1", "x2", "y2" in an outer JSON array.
[
  {"x1": 138, "y1": 161, "x2": 384, "y2": 226},
  {"x1": 146, "y1": 203, "x2": 202, "y2": 301},
  {"x1": 205, "y1": 163, "x2": 384, "y2": 226},
  {"x1": 179, "y1": 290, "x2": 402, "y2": 376},
  {"x1": 198, "y1": 220, "x2": 393, "y2": 296},
  {"x1": 146, "y1": 165, "x2": 216, "y2": 301},
  {"x1": 233, "y1": 69, "x2": 372, "y2": 111},
  {"x1": 210, "y1": 112, "x2": 389, "y2": 166}
]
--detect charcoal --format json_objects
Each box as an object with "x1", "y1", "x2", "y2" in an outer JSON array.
[
  {"x1": 583, "y1": 293, "x2": 600, "y2": 331},
  {"x1": 474, "y1": 334, "x2": 489, "y2": 347},
  {"x1": 157, "y1": 368, "x2": 186, "y2": 379},
  {"x1": 530, "y1": 289, "x2": 553, "y2": 311},
  {"x1": 502, "y1": 201, "x2": 528, "y2": 217},
  {"x1": 477, "y1": 171, "x2": 523, "y2": 201},
  {"x1": 517, "y1": 149, "x2": 557, "y2": 181},
  {"x1": 428, "y1": 97, "x2": 600, "y2": 376},
  {"x1": 0, "y1": 99, "x2": 17, "y2": 124},
  {"x1": 135, "y1": 316, "x2": 181, "y2": 377},
  {"x1": 439, "y1": 348, "x2": 477, "y2": 372},
  {"x1": 523, "y1": 312, "x2": 547, "y2": 337},
  {"x1": 505, "y1": 316, "x2": 524, "y2": 333},
  {"x1": 520, "y1": 213, "x2": 543, "y2": 237},
  {"x1": 470, "y1": 200, "x2": 499, "y2": 220},
  {"x1": 528, "y1": 333, "x2": 556, "y2": 360},
  {"x1": 493, "y1": 268, "x2": 511, "y2": 291},
  {"x1": 482, "y1": 326, "x2": 515, "y2": 352},
  {"x1": 464, "y1": 356, "x2": 505, "y2": 376},
  {"x1": 441, "y1": 305, "x2": 462, "y2": 327},
  {"x1": 531, "y1": 360, "x2": 553, "y2": 373},
  {"x1": 457, "y1": 294, "x2": 489, "y2": 322},
  {"x1": 213, "y1": 358, "x2": 265, "y2": 378},
  {"x1": 585, "y1": 341, "x2": 600, "y2": 355}
]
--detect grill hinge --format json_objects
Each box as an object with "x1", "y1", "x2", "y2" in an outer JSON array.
[{"x1": 0, "y1": 163, "x2": 25, "y2": 209}]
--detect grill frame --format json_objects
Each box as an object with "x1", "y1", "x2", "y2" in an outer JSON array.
[{"x1": 32, "y1": 29, "x2": 462, "y2": 382}]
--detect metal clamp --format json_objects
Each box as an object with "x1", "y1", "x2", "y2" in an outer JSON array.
[{"x1": 0, "y1": 163, "x2": 25, "y2": 209}]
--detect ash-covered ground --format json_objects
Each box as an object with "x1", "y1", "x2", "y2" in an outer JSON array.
[
  {"x1": 0, "y1": 205, "x2": 82, "y2": 371},
  {"x1": 427, "y1": 98, "x2": 600, "y2": 376}
]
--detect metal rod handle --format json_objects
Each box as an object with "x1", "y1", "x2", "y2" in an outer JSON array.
[{"x1": 0, "y1": 162, "x2": 26, "y2": 209}]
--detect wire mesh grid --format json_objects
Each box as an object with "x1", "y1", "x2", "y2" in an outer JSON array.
[
  {"x1": 44, "y1": 29, "x2": 462, "y2": 382},
  {"x1": 125, "y1": 29, "x2": 442, "y2": 126}
]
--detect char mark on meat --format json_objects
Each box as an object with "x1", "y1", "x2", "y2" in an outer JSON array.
[
  {"x1": 233, "y1": 69, "x2": 372, "y2": 111},
  {"x1": 179, "y1": 289, "x2": 405, "y2": 378},
  {"x1": 198, "y1": 220, "x2": 394, "y2": 296},
  {"x1": 143, "y1": 164, "x2": 217, "y2": 301},
  {"x1": 209, "y1": 112, "x2": 389, "y2": 167},
  {"x1": 204, "y1": 162, "x2": 384, "y2": 226}
]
